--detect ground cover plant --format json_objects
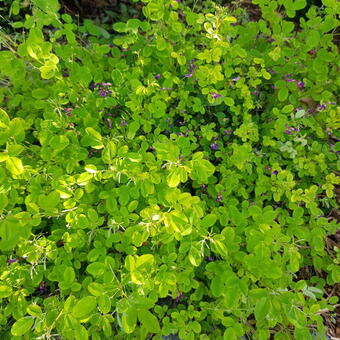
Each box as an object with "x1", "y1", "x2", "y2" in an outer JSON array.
[{"x1": 0, "y1": 0, "x2": 339, "y2": 339}]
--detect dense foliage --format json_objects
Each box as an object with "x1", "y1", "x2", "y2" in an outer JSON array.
[{"x1": 0, "y1": 0, "x2": 339, "y2": 339}]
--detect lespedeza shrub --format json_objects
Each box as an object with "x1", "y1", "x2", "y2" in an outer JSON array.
[{"x1": 0, "y1": 0, "x2": 339, "y2": 339}]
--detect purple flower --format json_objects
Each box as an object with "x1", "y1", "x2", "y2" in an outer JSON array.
[
  {"x1": 223, "y1": 129, "x2": 233, "y2": 135},
  {"x1": 210, "y1": 92, "x2": 222, "y2": 99},
  {"x1": 272, "y1": 171, "x2": 278, "y2": 175},
  {"x1": 154, "y1": 74, "x2": 161, "y2": 79},
  {"x1": 316, "y1": 104, "x2": 327, "y2": 111},
  {"x1": 297, "y1": 81, "x2": 305, "y2": 88},
  {"x1": 175, "y1": 292, "x2": 183, "y2": 303},
  {"x1": 62, "y1": 72, "x2": 69, "y2": 78},
  {"x1": 268, "y1": 69, "x2": 275, "y2": 74},
  {"x1": 90, "y1": 83, "x2": 98, "y2": 89},
  {"x1": 267, "y1": 37, "x2": 275, "y2": 43},
  {"x1": 308, "y1": 49, "x2": 316, "y2": 55},
  {"x1": 328, "y1": 102, "x2": 335, "y2": 105},
  {"x1": 265, "y1": 166, "x2": 271, "y2": 171},
  {"x1": 64, "y1": 108, "x2": 72, "y2": 117},
  {"x1": 232, "y1": 76, "x2": 240, "y2": 82},
  {"x1": 210, "y1": 143, "x2": 219, "y2": 150},
  {"x1": 119, "y1": 120, "x2": 128, "y2": 126},
  {"x1": 201, "y1": 184, "x2": 207, "y2": 190},
  {"x1": 285, "y1": 129, "x2": 292, "y2": 135},
  {"x1": 271, "y1": 85, "x2": 277, "y2": 90},
  {"x1": 285, "y1": 78, "x2": 296, "y2": 83},
  {"x1": 216, "y1": 193, "x2": 223, "y2": 202},
  {"x1": 206, "y1": 256, "x2": 214, "y2": 262},
  {"x1": 101, "y1": 82, "x2": 112, "y2": 87},
  {"x1": 148, "y1": 146, "x2": 155, "y2": 152},
  {"x1": 109, "y1": 44, "x2": 114, "y2": 48},
  {"x1": 99, "y1": 89, "x2": 112, "y2": 97},
  {"x1": 185, "y1": 73, "x2": 193, "y2": 78},
  {"x1": 7, "y1": 258, "x2": 18, "y2": 264}
]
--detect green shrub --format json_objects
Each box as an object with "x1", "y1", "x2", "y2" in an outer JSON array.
[{"x1": 0, "y1": 0, "x2": 339, "y2": 339}]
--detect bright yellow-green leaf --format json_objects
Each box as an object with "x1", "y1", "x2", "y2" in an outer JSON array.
[
  {"x1": 6, "y1": 157, "x2": 24, "y2": 175},
  {"x1": 138, "y1": 309, "x2": 160, "y2": 333},
  {"x1": 72, "y1": 296, "x2": 97, "y2": 319},
  {"x1": 11, "y1": 317, "x2": 34, "y2": 336},
  {"x1": 167, "y1": 168, "x2": 181, "y2": 187}
]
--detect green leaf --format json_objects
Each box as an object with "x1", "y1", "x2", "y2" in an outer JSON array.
[
  {"x1": 113, "y1": 22, "x2": 127, "y2": 33},
  {"x1": 87, "y1": 282, "x2": 105, "y2": 297},
  {"x1": 0, "y1": 153, "x2": 9, "y2": 162},
  {"x1": 154, "y1": 141, "x2": 180, "y2": 161},
  {"x1": 212, "y1": 239, "x2": 228, "y2": 258},
  {"x1": 6, "y1": 157, "x2": 24, "y2": 175},
  {"x1": 278, "y1": 87, "x2": 288, "y2": 102},
  {"x1": 138, "y1": 310, "x2": 160, "y2": 333},
  {"x1": 255, "y1": 297, "x2": 270, "y2": 321},
  {"x1": 11, "y1": 317, "x2": 34, "y2": 336},
  {"x1": 188, "y1": 244, "x2": 202, "y2": 267},
  {"x1": 72, "y1": 296, "x2": 97, "y2": 319},
  {"x1": 102, "y1": 141, "x2": 117, "y2": 164},
  {"x1": 127, "y1": 121, "x2": 140, "y2": 139},
  {"x1": 82, "y1": 127, "x2": 104, "y2": 149},
  {"x1": 32, "y1": 88, "x2": 49, "y2": 99},
  {"x1": 211, "y1": 276, "x2": 224, "y2": 297},
  {"x1": 0, "y1": 285, "x2": 12, "y2": 298},
  {"x1": 63, "y1": 267, "x2": 75, "y2": 284},
  {"x1": 135, "y1": 254, "x2": 154, "y2": 269},
  {"x1": 167, "y1": 168, "x2": 181, "y2": 187},
  {"x1": 0, "y1": 108, "x2": 10, "y2": 127},
  {"x1": 149, "y1": 100, "x2": 166, "y2": 118},
  {"x1": 201, "y1": 214, "x2": 217, "y2": 228},
  {"x1": 223, "y1": 327, "x2": 238, "y2": 340},
  {"x1": 189, "y1": 159, "x2": 215, "y2": 182},
  {"x1": 32, "y1": 0, "x2": 60, "y2": 13},
  {"x1": 39, "y1": 65, "x2": 56, "y2": 79},
  {"x1": 26, "y1": 304, "x2": 42, "y2": 317},
  {"x1": 124, "y1": 255, "x2": 135, "y2": 271},
  {"x1": 98, "y1": 295, "x2": 111, "y2": 314},
  {"x1": 294, "y1": 0, "x2": 306, "y2": 10},
  {"x1": 121, "y1": 308, "x2": 137, "y2": 334},
  {"x1": 306, "y1": 31, "x2": 320, "y2": 48},
  {"x1": 0, "y1": 217, "x2": 31, "y2": 251},
  {"x1": 111, "y1": 69, "x2": 123, "y2": 84},
  {"x1": 86, "y1": 127, "x2": 102, "y2": 141},
  {"x1": 86, "y1": 262, "x2": 106, "y2": 277}
]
